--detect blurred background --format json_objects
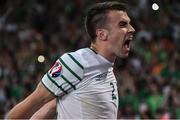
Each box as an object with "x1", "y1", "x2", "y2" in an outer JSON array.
[{"x1": 0, "y1": 0, "x2": 179, "y2": 119}]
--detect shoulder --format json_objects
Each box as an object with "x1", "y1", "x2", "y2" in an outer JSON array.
[
  {"x1": 57, "y1": 48, "x2": 90, "y2": 80},
  {"x1": 60, "y1": 48, "x2": 86, "y2": 69},
  {"x1": 60, "y1": 48, "x2": 94, "y2": 68},
  {"x1": 60, "y1": 48, "x2": 102, "y2": 71}
]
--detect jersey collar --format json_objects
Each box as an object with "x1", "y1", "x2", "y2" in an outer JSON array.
[{"x1": 87, "y1": 48, "x2": 114, "y2": 67}]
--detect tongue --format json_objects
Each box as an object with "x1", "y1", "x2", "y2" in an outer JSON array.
[{"x1": 124, "y1": 44, "x2": 130, "y2": 52}]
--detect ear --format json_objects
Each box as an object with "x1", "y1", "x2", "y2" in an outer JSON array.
[{"x1": 96, "y1": 29, "x2": 108, "y2": 41}]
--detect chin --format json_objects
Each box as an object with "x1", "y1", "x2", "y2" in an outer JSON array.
[
  {"x1": 118, "y1": 53, "x2": 129, "y2": 58},
  {"x1": 122, "y1": 55, "x2": 129, "y2": 58}
]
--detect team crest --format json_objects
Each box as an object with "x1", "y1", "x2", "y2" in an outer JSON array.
[{"x1": 49, "y1": 60, "x2": 62, "y2": 78}]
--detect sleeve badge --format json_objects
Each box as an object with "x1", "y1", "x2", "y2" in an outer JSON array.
[{"x1": 49, "y1": 60, "x2": 62, "y2": 78}]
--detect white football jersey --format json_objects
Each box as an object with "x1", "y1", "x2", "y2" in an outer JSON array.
[{"x1": 41, "y1": 48, "x2": 119, "y2": 119}]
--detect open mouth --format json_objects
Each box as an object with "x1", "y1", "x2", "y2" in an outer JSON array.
[
  {"x1": 123, "y1": 37, "x2": 133, "y2": 49},
  {"x1": 124, "y1": 39, "x2": 131, "y2": 46}
]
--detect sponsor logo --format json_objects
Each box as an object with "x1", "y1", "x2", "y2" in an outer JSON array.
[{"x1": 95, "y1": 72, "x2": 108, "y2": 81}]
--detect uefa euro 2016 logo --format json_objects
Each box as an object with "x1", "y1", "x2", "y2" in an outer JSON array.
[{"x1": 49, "y1": 60, "x2": 62, "y2": 78}]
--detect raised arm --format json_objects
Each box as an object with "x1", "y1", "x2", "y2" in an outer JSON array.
[
  {"x1": 6, "y1": 82, "x2": 55, "y2": 119},
  {"x1": 30, "y1": 99, "x2": 57, "y2": 119}
]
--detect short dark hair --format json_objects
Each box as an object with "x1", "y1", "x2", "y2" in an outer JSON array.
[{"x1": 85, "y1": 1, "x2": 128, "y2": 42}]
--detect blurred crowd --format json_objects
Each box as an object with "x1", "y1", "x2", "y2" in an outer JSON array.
[{"x1": 0, "y1": 0, "x2": 179, "y2": 119}]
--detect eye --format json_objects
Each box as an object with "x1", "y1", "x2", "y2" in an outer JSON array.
[{"x1": 118, "y1": 21, "x2": 128, "y2": 27}]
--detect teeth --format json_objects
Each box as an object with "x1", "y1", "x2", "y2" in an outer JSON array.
[
  {"x1": 128, "y1": 37, "x2": 133, "y2": 41},
  {"x1": 128, "y1": 35, "x2": 134, "y2": 40}
]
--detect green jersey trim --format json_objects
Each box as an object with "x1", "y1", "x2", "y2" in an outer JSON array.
[
  {"x1": 47, "y1": 73, "x2": 68, "y2": 94},
  {"x1": 61, "y1": 75, "x2": 76, "y2": 90},
  {"x1": 41, "y1": 81, "x2": 57, "y2": 97},
  {"x1": 59, "y1": 58, "x2": 81, "y2": 81},
  {"x1": 67, "y1": 53, "x2": 84, "y2": 69}
]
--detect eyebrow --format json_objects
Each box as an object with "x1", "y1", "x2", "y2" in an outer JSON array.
[
  {"x1": 119, "y1": 14, "x2": 131, "y2": 21},
  {"x1": 120, "y1": 18, "x2": 131, "y2": 23}
]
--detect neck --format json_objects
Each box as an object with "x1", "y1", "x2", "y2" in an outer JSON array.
[{"x1": 90, "y1": 43, "x2": 116, "y2": 63}]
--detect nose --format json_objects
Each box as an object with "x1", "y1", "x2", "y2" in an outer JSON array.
[{"x1": 128, "y1": 24, "x2": 135, "y2": 34}]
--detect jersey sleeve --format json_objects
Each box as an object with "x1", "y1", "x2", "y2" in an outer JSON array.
[{"x1": 41, "y1": 53, "x2": 84, "y2": 97}]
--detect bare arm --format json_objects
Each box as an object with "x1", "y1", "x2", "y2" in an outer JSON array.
[
  {"x1": 30, "y1": 99, "x2": 57, "y2": 119},
  {"x1": 6, "y1": 82, "x2": 55, "y2": 119}
]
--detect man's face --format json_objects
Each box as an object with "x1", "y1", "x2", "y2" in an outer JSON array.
[{"x1": 106, "y1": 10, "x2": 135, "y2": 58}]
